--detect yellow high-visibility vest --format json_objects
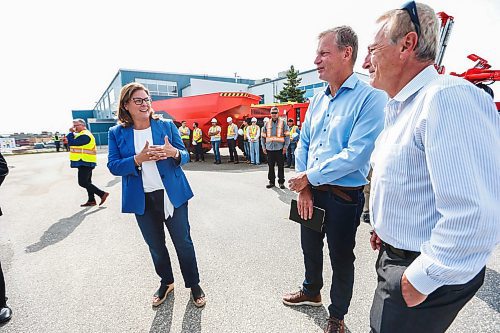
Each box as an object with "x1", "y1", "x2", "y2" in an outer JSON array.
[
  {"x1": 179, "y1": 126, "x2": 190, "y2": 140},
  {"x1": 69, "y1": 130, "x2": 97, "y2": 163},
  {"x1": 209, "y1": 126, "x2": 221, "y2": 139},
  {"x1": 227, "y1": 124, "x2": 236, "y2": 137},
  {"x1": 193, "y1": 128, "x2": 202, "y2": 143},
  {"x1": 242, "y1": 125, "x2": 248, "y2": 140},
  {"x1": 290, "y1": 125, "x2": 298, "y2": 139},
  {"x1": 248, "y1": 125, "x2": 259, "y2": 139}
]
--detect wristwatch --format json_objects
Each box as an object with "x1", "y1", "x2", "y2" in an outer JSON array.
[{"x1": 174, "y1": 149, "x2": 180, "y2": 159}]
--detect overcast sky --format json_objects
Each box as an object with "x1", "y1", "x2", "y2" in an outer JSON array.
[{"x1": 1, "y1": 0, "x2": 498, "y2": 134}]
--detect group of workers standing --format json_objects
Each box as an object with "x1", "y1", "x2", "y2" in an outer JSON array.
[{"x1": 176, "y1": 110, "x2": 301, "y2": 189}]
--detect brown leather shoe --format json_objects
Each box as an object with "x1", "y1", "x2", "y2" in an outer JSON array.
[
  {"x1": 282, "y1": 289, "x2": 322, "y2": 306},
  {"x1": 324, "y1": 317, "x2": 344, "y2": 333},
  {"x1": 99, "y1": 192, "x2": 109, "y2": 206},
  {"x1": 80, "y1": 201, "x2": 97, "y2": 207}
]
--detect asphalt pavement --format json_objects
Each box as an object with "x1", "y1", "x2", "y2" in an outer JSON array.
[{"x1": 0, "y1": 149, "x2": 498, "y2": 332}]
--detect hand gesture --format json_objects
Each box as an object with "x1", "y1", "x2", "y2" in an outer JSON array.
[
  {"x1": 161, "y1": 136, "x2": 179, "y2": 159},
  {"x1": 135, "y1": 140, "x2": 152, "y2": 164}
]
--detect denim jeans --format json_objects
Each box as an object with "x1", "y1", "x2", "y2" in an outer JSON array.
[
  {"x1": 249, "y1": 141, "x2": 260, "y2": 164},
  {"x1": 244, "y1": 141, "x2": 250, "y2": 158},
  {"x1": 286, "y1": 142, "x2": 297, "y2": 167},
  {"x1": 135, "y1": 190, "x2": 200, "y2": 288},
  {"x1": 211, "y1": 140, "x2": 221, "y2": 162},
  {"x1": 301, "y1": 187, "x2": 364, "y2": 320}
]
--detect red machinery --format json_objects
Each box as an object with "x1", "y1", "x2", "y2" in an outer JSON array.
[
  {"x1": 437, "y1": 12, "x2": 499, "y2": 111},
  {"x1": 248, "y1": 102, "x2": 309, "y2": 127},
  {"x1": 152, "y1": 92, "x2": 261, "y2": 150}
]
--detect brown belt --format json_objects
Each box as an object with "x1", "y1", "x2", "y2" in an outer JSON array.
[{"x1": 311, "y1": 184, "x2": 363, "y2": 202}]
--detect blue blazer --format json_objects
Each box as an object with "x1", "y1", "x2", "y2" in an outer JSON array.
[{"x1": 107, "y1": 119, "x2": 193, "y2": 214}]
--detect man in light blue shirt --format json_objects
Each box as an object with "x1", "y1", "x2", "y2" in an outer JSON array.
[
  {"x1": 363, "y1": 2, "x2": 500, "y2": 332},
  {"x1": 284, "y1": 26, "x2": 386, "y2": 333}
]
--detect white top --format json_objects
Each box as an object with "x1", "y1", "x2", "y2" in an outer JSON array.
[
  {"x1": 370, "y1": 65, "x2": 500, "y2": 295},
  {"x1": 134, "y1": 127, "x2": 174, "y2": 218}
]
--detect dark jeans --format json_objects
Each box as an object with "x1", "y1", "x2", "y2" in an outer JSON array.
[
  {"x1": 0, "y1": 261, "x2": 5, "y2": 307},
  {"x1": 266, "y1": 149, "x2": 285, "y2": 185},
  {"x1": 194, "y1": 142, "x2": 204, "y2": 161},
  {"x1": 182, "y1": 139, "x2": 191, "y2": 161},
  {"x1": 227, "y1": 139, "x2": 238, "y2": 162},
  {"x1": 301, "y1": 187, "x2": 364, "y2": 320},
  {"x1": 77, "y1": 166, "x2": 105, "y2": 202},
  {"x1": 286, "y1": 142, "x2": 297, "y2": 167},
  {"x1": 135, "y1": 190, "x2": 200, "y2": 288},
  {"x1": 55, "y1": 141, "x2": 61, "y2": 152},
  {"x1": 370, "y1": 245, "x2": 485, "y2": 333}
]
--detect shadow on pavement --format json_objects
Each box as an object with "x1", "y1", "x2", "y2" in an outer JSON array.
[
  {"x1": 149, "y1": 293, "x2": 175, "y2": 333},
  {"x1": 105, "y1": 176, "x2": 121, "y2": 188},
  {"x1": 25, "y1": 207, "x2": 104, "y2": 253},
  {"x1": 181, "y1": 298, "x2": 204, "y2": 333},
  {"x1": 475, "y1": 267, "x2": 500, "y2": 313},
  {"x1": 271, "y1": 186, "x2": 296, "y2": 205},
  {"x1": 287, "y1": 304, "x2": 353, "y2": 332}
]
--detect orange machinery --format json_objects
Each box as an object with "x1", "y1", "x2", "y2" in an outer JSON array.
[
  {"x1": 152, "y1": 92, "x2": 261, "y2": 150},
  {"x1": 249, "y1": 102, "x2": 310, "y2": 127}
]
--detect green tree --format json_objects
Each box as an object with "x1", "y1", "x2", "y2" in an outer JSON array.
[{"x1": 274, "y1": 65, "x2": 305, "y2": 103}]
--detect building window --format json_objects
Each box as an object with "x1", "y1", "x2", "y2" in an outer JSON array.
[{"x1": 135, "y1": 78, "x2": 178, "y2": 97}]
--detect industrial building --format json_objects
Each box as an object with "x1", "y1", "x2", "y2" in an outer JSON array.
[{"x1": 72, "y1": 68, "x2": 368, "y2": 144}]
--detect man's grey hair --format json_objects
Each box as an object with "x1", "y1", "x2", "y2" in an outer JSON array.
[
  {"x1": 318, "y1": 25, "x2": 358, "y2": 64},
  {"x1": 73, "y1": 118, "x2": 87, "y2": 126},
  {"x1": 377, "y1": 2, "x2": 438, "y2": 62}
]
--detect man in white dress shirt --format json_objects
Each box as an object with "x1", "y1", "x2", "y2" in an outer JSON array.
[{"x1": 362, "y1": 2, "x2": 500, "y2": 332}]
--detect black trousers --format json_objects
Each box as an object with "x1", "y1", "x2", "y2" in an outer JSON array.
[
  {"x1": 77, "y1": 166, "x2": 105, "y2": 202},
  {"x1": 370, "y1": 245, "x2": 485, "y2": 333},
  {"x1": 0, "y1": 261, "x2": 5, "y2": 307},
  {"x1": 227, "y1": 139, "x2": 238, "y2": 162},
  {"x1": 194, "y1": 142, "x2": 204, "y2": 161},
  {"x1": 302, "y1": 188, "x2": 364, "y2": 320},
  {"x1": 266, "y1": 149, "x2": 285, "y2": 184}
]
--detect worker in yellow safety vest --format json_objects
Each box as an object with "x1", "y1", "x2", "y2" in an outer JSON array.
[
  {"x1": 179, "y1": 120, "x2": 191, "y2": 161},
  {"x1": 261, "y1": 107, "x2": 290, "y2": 189},
  {"x1": 246, "y1": 117, "x2": 261, "y2": 165},
  {"x1": 285, "y1": 119, "x2": 300, "y2": 169},
  {"x1": 67, "y1": 119, "x2": 109, "y2": 207},
  {"x1": 226, "y1": 116, "x2": 239, "y2": 164},
  {"x1": 208, "y1": 118, "x2": 222, "y2": 164},
  {"x1": 192, "y1": 122, "x2": 204, "y2": 162}
]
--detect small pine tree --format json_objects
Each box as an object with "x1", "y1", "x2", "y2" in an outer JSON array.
[{"x1": 274, "y1": 65, "x2": 305, "y2": 103}]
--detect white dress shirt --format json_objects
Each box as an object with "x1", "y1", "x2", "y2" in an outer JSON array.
[{"x1": 371, "y1": 65, "x2": 500, "y2": 295}]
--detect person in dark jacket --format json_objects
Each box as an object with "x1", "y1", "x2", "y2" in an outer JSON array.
[{"x1": 0, "y1": 153, "x2": 12, "y2": 323}]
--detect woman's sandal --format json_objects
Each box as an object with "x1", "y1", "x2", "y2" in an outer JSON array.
[
  {"x1": 191, "y1": 285, "x2": 206, "y2": 308},
  {"x1": 152, "y1": 283, "x2": 174, "y2": 307}
]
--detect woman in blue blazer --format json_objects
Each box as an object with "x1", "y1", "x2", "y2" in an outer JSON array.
[{"x1": 107, "y1": 83, "x2": 205, "y2": 307}]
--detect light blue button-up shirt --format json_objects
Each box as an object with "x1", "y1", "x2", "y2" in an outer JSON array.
[
  {"x1": 371, "y1": 65, "x2": 500, "y2": 295},
  {"x1": 295, "y1": 73, "x2": 387, "y2": 187}
]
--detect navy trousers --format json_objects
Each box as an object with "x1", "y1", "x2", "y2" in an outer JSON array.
[
  {"x1": 135, "y1": 190, "x2": 200, "y2": 288},
  {"x1": 301, "y1": 187, "x2": 364, "y2": 320}
]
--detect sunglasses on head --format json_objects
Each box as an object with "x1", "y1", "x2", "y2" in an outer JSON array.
[{"x1": 400, "y1": 1, "x2": 421, "y2": 38}]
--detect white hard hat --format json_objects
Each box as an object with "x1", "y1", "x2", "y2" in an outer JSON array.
[
  {"x1": 237, "y1": 129, "x2": 244, "y2": 136},
  {"x1": 251, "y1": 117, "x2": 257, "y2": 122},
  {"x1": 227, "y1": 116, "x2": 232, "y2": 122},
  {"x1": 211, "y1": 118, "x2": 217, "y2": 123},
  {"x1": 263, "y1": 117, "x2": 269, "y2": 122}
]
